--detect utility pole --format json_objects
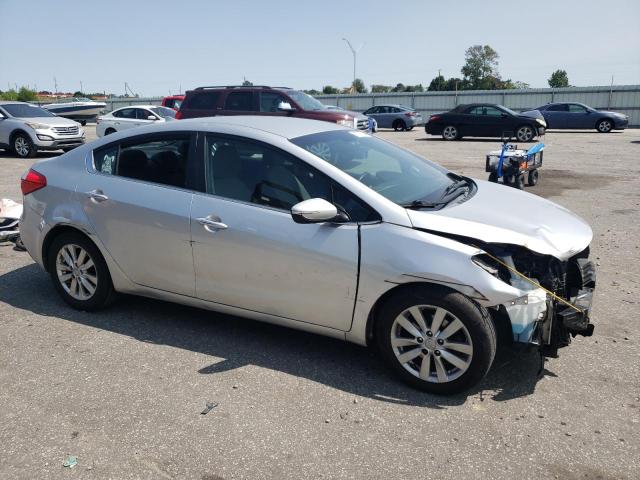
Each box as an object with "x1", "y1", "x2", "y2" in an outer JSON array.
[
  {"x1": 342, "y1": 38, "x2": 364, "y2": 92},
  {"x1": 80, "y1": 80, "x2": 83, "y2": 94},
  {"x1": 54, "y1": 77, "x2": 58, "y2": 95}
]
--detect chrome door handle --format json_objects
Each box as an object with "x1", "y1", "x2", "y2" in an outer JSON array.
[
  {"x1": 86, "y1": 190, "x2": 108, "y2": 202},
  {"x1": 196, "y1": 217, "x2": 228, "y2": 231}
]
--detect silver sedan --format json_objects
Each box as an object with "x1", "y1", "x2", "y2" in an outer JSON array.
[{"x1": 19, "y1": 116, "x2": 596, "y2": 394}]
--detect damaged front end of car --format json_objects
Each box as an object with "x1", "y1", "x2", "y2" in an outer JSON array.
[{"x1": 474, "y1": 244, "x2": 596, "y2": 357}]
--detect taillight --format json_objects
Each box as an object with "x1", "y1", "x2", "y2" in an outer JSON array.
[
  {"x1": 21, "y1": 169, "x2": 47, "y2": 195},
  {"x1": 405, "y1": 111, "x2": 417, "y2": 117},
  {"x1": 175, "y1": 110, "x2": 183, "y2": 119},
  {"x1": 429, "y1": 115, "x2": 441, "y2": 122}
]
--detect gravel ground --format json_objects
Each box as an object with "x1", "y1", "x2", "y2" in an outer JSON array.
[{"x1": 0, "y1": 126, "x2": 639, "y2": 480}]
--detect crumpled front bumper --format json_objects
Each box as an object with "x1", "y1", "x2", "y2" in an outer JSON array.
[{"x1": 502, "y1": 259, "x2": 596, "y2": 356}]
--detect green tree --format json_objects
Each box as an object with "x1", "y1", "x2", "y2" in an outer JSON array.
[
  {"x1": 242, "y1": 79, "x2": 253, "y2": 86},
  {"x1": 391, "y1": 83, "x2": 406, "y2": 92},
  {"x1": 322, "y1": 85, "x2": 339, "y2": 94},
  {"x1": 17, "y1": 87, "x2": 38, "y2": 102},
  {"x1": 461, "y1": 45, "x2": 500, "y2": 89},
  {"x1": 73, "y1": 91, "x2": 85, "y2": 97},
  {"x1": 303, "y1": 89, "x2": 321, "y2": 95},
  {"x1": 548, "y1": 69, "x2": 569, "y2": 88},
  {"x1": 428, "y1": 75, "x2": 446, "y2": 91},
  {"x1": 371, "y1": 84, "x2": 391, "y2": 93},
  {"x1": 352, "y1": 78, "x2": 367, "y2": 93}
]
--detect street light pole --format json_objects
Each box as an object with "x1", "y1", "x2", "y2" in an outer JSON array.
[{"x1": 342, "y1": 38, "x2": 364, "y2": 92}]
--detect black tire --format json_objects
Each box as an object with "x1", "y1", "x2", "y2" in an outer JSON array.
[
  {"x1": 375, "y1": 286, "x2": 496, "y2": 395},
  {"x1": 47, "y1": 231, "x2": 116, "y2": 310},
  {"x1": 513, "y1": 173, "x2": 525, "y2": 190},
  {"x1": 596, "y1": 118, "x2": 613, "y2": 133},
  {"x1": 80, "y1": 120, "x2": 87, "y2": 126},
  {"x1": 488, "y1": 172, "x2": 498, "y2": 183},
  {"x1": 515, "y1": 125, "x2": 535, "y2": 142},
  {"x1": 12, "y1": 133, "x2": 37, "y2": 158},
  {"x1": 527, "y1": 169, "x2": 539, "y2": 186},
  {"x1": 442, "y1": 125, "x2": 459, "y2": 141},
  {"x1": 105, "y1": 128, "x2": 117, "y2": 135},
  {"x1": 393, "y1": 119, "x2": 407, "y2": 131}
]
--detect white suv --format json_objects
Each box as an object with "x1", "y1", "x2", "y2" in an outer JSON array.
[{"x1": 0, "y1": 101, "x2": 85, "y2": 158}]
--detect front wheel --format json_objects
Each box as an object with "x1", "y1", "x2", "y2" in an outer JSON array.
[
  {"x1": 513, "y1": 173, "x2": 525, "y2": 189},
  {"x1": 516, "y1": 125, "x2": 535, "y2": 142},
  {"x1": 528, "y1": 170, "x2": 539, "y2": 186},
  {"x1": 13, "y1": 133, "x2": 37, "y2": 158},
  {"x1": 48, "y1": 232, "x2": 116, "y2": 310},
  {"x1": 375, "y1": 286, "x2": 496, "y2": 394},
  {"x1": 442, "y1": 125, "x2": 459, "y2": 141},
  {"x1": 596, "y1": 119, "x2": 613, "y2": 133}
]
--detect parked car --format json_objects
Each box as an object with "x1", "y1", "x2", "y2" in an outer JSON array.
[
  {"x1": 96, "y1": 105, "x2": 176, "y2": 137},
  {"x1": 0, "y1": 101, "x2": 85, "y2": 158},
  {"x1": 20, "y1": 116, "x2": 596, "y2": 394},
  {"x1": 523, "y1": 102, "x2": 628, "y2": 133},
  {"x1": 162, "y1": 95, "x2": 185, "y2": 111},
  {"x1": 425, "y1": 104, "x2": 546, "y2": 142},
  {"x1": 176, "y1": 85, "x2": 370, "y2": 131},
  {"x1": 362, "y1": 104, "x2": 423, "y2": 131}
]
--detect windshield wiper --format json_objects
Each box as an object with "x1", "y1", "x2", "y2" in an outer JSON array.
[{"x1": 401, "y1": 200, "x2": 447, "y2": 210}]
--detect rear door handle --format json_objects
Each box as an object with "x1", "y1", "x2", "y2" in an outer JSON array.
[
  {"x1": 196, "y1": 217, "x2": 228, "y2": 231},
  {"x1": 86, "y1": 189, "x2": 108, "y2": 203}
]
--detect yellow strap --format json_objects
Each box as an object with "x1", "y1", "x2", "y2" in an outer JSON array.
[{"x1": 482, "y1": 251, "x2": 583, "y2": 313}]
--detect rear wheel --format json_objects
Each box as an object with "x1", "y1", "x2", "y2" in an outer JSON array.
[
  {"x1": 48, "y1": 232, "x2": 116, "y2": 310},
  {"x1": 488, "y1": 172, "x2": 498, "y2": 183},
  {"x1": 375, "y1": 286, "x2": 496, "y2": 394},
  {"x1": 516, "y1": 125, "x2": 535, "y2": 142},
  {"x1": 514, "y1": 173, "x2": 525, "y2": 189},
  {"x1": 442, "y1": 125, "x2": 459, "y2": 141},
  {"x1": 393, "y1": 119, "x2": 407, "y2": 131},
  {"x1": 527, "y1": 170, "x2": 539, "y2": 186},
  {"x1": 13, "y1": 133, "x2": 37, "y2": 158},
  {"x1": 596, "y1": 119, "x2": 613, "y2": 133}
]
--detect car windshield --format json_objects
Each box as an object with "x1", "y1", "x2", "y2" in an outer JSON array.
[
  {"x1": 151, "y1": 107, "x2": 176, "y2": 119},
  {"x1": 499, "y1": 106, "x2": 520, "y2": 116},
  {"x1": 283, "y1": 90, "x2": 325, "y2": 111},
  {"x1": 291, "y1": 130, "x2": 457, "y2": 206},
  {"x1": 2, "y1": 103, "x2": 56, "y2": 118}
]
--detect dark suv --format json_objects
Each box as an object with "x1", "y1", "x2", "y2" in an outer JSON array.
[{"x1": 176, "y1": 85, "x2": 370, "y2": 130}]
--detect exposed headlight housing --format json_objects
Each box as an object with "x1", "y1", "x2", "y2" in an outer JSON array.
[
  {"x1": 536, "y1": 118, "x2": 547, "y2": 127},
  {"x1": 25, "y1": 122, "x2": 51, "y2": 130},
  {"x1": 472, "y1": 254, "x2": 501, "y2": 277}
]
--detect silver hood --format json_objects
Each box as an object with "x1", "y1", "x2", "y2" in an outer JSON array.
[
  {"x1": 407, "y1": 180, "x2": 592, "y2": 261},
  {"x1": 19, "y1": 116, "x2": 81, "y2": 127}
]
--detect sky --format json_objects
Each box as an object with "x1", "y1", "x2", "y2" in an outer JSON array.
[{"x1": 1, "y1": 0, "x2": 639, "y2": 96}]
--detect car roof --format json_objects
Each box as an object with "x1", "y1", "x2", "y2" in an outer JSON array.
[
  {"x1": 112, "y1": 105, "x2": 160, "y2": 110},
  {"x1": 0, "y1": 100, "x2": 31, "y2": 105},
  {"x1": 167, "y1": 116, "x2": 345, "y2": 139}
]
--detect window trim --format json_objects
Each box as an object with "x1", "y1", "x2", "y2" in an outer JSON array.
[
  {"x1": 201, "y1": 133, "x2": 381, "y2": 223},
  {"x1": 88, "y1": 131, "x2": 201, "y2": 193}
]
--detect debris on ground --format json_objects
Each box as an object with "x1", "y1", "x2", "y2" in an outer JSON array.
[
  {"x1": 62, "y1": 456, "x2": 78, "y2": 468},
  {"x1": 201, "y1": 401, "x2": 218, "y2": 415}
]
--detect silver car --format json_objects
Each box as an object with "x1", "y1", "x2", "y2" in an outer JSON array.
[
  {"x1": 96, "y1": 105, "x2": 176, "y2": 137},
  {"x1": 0, "y1": 101, "x2": 85, "y2": 157},
  {"x1": 19, "y1": 116, "x2": 596, "y2": 394}
]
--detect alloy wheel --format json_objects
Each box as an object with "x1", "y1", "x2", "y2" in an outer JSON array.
[
  {"x1": 14, "y1": 136, "x2": 30, "y2": 157},
  {"x1": 56, "y1": 244, "x2": 98, "y2": 300},
  {"x1": 516, "y1": 126, "x2": 534, "y2": 142},
  {"x1": 443, "y1": 126, "x2": 457, "y2": 140},
  {"x1": 390, "y1": 305, "x2": 473, "y2": 383},
  {"x1": 598, "y1": 120, "x2": 612, "y2": 132}
]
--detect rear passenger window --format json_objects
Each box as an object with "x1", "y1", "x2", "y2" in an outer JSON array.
[
  {"x1": 225, "y1": 92, "x2": 257, "y2": 111},
  {"x1": 186, "y1": 92, "x2": 221, "y2": 109},
  {"x1": 92, "y1": 135, "x2": 192, "y2": 189}
]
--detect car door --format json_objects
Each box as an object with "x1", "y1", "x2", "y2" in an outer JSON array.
[
  {"x1": 190, "y1": 134, "x2": 359, "y2": 330},
  {"x1": 135, "y1": 107, "x2": 158, "y2": 127},
  {"x1": 364, "y1": 106, "x2": 382, "y2": 125},
  {"x1": 464, "y1": 106, "x2": 491, "y2": 136},
  {"x1": 378, "y1": 106, "x2": 395, "y2": 128},
  {"x1": 111, "y1": 108, "x2": 138, "y2": 131},
  {"x1": 566, "y1": 103, "x2": 592, "y2": 129},
  {"x1": 486, "y1": 106, "x2": 515, "y2": 138},
  {"x1": 76, "y1": 132, "x2": 197, "y2": 296},
  {"x1": 543, "y1": 104, "x2": 568, "y2": 129},
  {"x1": 256, "y1": 91, "x2": 290, "y2": 117}
]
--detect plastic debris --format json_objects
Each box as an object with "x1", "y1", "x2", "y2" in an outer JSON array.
[
  {"x1": 201, "y1": 401, "x2": 218, "y2": 415},
  {"x1": 63, "y1": 456, "x2": 77, "y2": 468}
]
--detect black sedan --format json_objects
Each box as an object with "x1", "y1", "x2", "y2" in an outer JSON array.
[
  {"x1": 523, "y1": 102, "x2": 628, "y2": 133},
  {"x1": 425, "y1": 103, "x2": 546, "y2": 142}
]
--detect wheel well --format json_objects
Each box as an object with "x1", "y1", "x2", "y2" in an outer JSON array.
[
  {"x1": 41, "y1": 225, "x2": 94, "y2": 272},
  {"x1": 365, "y1": 282, "x2": 460, "y2": 345},
  {"x1": 596, "y1": 117, "x2": 612, "y2": 128},
  {"x1": 105, "y1": 127, "x2": 116, "y2": 133},
  {"x1": 10, "y1": 129, "x2": 30, "y2": 144}
]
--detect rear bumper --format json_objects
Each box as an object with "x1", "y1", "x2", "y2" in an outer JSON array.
[{"x1": 424, "y1": 122, "x2": 441, "y2": 134}]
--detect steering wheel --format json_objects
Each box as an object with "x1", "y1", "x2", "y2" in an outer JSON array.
[{"x1": 357, "y1": 172, "x2": 375, "y2": 185}]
